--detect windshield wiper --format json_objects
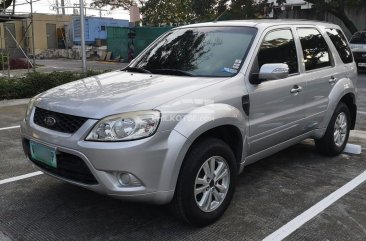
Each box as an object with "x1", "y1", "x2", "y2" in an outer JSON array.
[
  {"x1": 150, "y1": 69, "x2": 194, "y2": 76},
  {"x1": 123, "y1": 66, "x2": 152, "y2": 74}
]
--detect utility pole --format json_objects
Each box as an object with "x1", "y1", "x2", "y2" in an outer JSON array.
[
  {"x1": 80, "y1": 0, "x2": 87, "y2": 75},
  {"x1": 30, "y1": 0, "x2": 36, "y2": 72},
  {"x1": 61, "y1": 0, "x2": 65, "y2": 15},
  {"x1": 55, "y1": 0, "x2": 59, "y2": 14}
]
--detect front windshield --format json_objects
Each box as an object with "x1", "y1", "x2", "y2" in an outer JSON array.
[
  {"x1": 350, "y1": 32, "x2": 366, "y2": 44},
  {"x1": 130, "y1": 26, "x2": 257, "y2": 77}
]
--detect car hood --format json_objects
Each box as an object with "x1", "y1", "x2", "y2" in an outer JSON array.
[
  {"x1": 35, "y1": 71, "x2": 224, "y2": 119},
  {"x1": 350, "y1": 43, "x2": 366, "y2": 52}
]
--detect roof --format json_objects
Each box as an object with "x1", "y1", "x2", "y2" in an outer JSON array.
[
  {"x1": 176, "y1": 19, "x2": 340, "y2": 29},
  {"x1": 0, "y1": 14, "x2": 28, "y2": 23}
]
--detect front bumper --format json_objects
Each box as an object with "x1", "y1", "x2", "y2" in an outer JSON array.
[{"x1": 21, "y1": 109, "x2": 191, "y2": 205}]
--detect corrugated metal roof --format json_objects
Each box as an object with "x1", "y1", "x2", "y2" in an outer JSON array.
[{"x1": 0, "y1": 14, "x2": 28, "y2": 22}]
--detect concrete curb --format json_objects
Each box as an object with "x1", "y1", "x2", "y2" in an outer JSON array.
[
  {"x1": 350, "y1": 130, "x2": 366, "y2": 140},
  {"x1": 0, "y1": 99, "x2": 30, "y2": 107},
  {"x1": 0, "y1": 232, "x2": 12, "y2": 241}
]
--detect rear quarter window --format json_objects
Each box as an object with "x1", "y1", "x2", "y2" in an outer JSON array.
[{"x1": 326, "y1": 28, "x2": 353, "y2": 64}]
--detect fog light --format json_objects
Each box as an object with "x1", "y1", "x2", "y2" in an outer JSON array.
[
  {"x1": 115, "y1": 172, "x2": 142, "y2": 187},
  {"x1": 119, "y1": 173, "x2": 131, "y2": 185}
]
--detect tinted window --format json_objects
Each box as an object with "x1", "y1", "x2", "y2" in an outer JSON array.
[
  {"x1": 132, "y1": 27, "x2": 257, "y2": 77},
  {"x1": 257, "y1": 29, "x2": 298, "y2": 74},
  {"x1": 326, "y1": 28, "x2": 353, "y2": 64},
  {"x1": 297, "y1": 28, "x2": 331, "y2": 71},
  {"x1": 350, "y1": 32, "x2": 366, "y2": 44}
]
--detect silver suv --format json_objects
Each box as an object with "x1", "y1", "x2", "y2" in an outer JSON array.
[{"x1": 21, "y1": 20, "x2": 358, "y2": 226}]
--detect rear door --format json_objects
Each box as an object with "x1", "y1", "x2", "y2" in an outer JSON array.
[
  {"x1": 246, "y1": 27, "x2": 306, "y2": 155},
  {"x1": 295, "y1": 27, "x2": 340, "y2": 129}
]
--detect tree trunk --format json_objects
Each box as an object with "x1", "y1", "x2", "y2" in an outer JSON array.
[
  {"x1": 306, "y1": 0, "x2": 359, "y2": 35},
  {"x1": 336, "y1": 11, "x2": 358, "y2": 34}
]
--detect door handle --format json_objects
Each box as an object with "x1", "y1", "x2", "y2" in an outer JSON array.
[
  {"x1": 290, "y1": 85, "x2": 302, "y2": 94},
  {"x1": 329, "y1": 76, "x2": 338, "y2": 85}
]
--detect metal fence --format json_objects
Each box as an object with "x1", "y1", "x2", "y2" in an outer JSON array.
[{"x1": 107, "y1": 26, "x2": 172, "y2": 61}]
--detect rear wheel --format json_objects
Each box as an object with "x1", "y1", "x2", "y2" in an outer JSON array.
[
  {"x1": 315, "y1": 102, "x2": 351, "y2": 156},
  {"x1": 172, "y1": 137, "x2": 237, "y2": 227}
]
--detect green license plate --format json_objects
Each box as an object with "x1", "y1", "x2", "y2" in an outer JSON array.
[{"x1": 30, "y1": 141, "x2": 57, "y2": 168}]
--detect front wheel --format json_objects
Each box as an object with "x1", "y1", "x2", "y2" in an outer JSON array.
[
  {"x1": 315, "y1": 102, "x2": 351, "y2": 156},
  {"x1": 172, "y1": 137, "x2": 237, "y2": 227}
]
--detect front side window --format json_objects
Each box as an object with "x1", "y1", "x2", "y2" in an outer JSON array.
[
  {"x1": 297, "y1": 28, "x2": 331, "y2": 71},
  {"x1": 131, "y1": 27, "x2": 257, "y2": 77},
  {"x1": 326, "y1": 28, "x2": 353, "y2": 64},
  {"x1": 257, "y1": 29, "x2": 298, "y2": 74}
]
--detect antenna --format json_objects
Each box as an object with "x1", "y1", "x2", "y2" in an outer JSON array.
[{"x1": 214, "y1": 7, "x2": 230, "y2": 22}]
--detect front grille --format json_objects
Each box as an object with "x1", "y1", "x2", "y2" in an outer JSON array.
[
  {"x1": 23, "y1": 139, "x2": 98, "y2": 185},
  {"x1": 33, "y1": 107, "x2": 88, "y2": 134},
  {"x1": 353, "y1": 52, "x2": 366, "y2": 60}
]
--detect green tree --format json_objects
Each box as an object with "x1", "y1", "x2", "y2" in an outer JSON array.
[
  {"x1": 0, "y1": 0, "x2": 13, "y2": 12},
  {"x1": 226, "y1": 0, "x2": 267, "y2": 20},
  {"x1": 94, "y1": 0, "x2": 269, "y2": 25},
  {"x1": 141, "y1": 0, "x2": 270, "y2": 25},
  {"x1": 305, "y1": 0, "x2": 362, "y2": 34},
  {"x1": 91, "y1": 0, "x2": 145, "y2": 9},
  {"x1": 191, "y1": 0, "x2": 230, "y2": 22},
  {"x1": 141, "y1": 0, "x2": 194, "y2": 25}
]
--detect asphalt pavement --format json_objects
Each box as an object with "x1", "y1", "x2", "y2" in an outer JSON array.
[{"x1": 0, "y1": 73, "x2": 365, "y2": 241}]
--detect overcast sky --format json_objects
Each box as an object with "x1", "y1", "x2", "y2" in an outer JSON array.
[{"x1": 13, "y1": 0, "x2": 130, "y2": 20}]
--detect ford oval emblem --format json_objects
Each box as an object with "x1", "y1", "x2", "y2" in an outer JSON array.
[
  {"x1": 44, "y1": 116, "x2": 56, "y2": 126},
  {"x1": 362, "y1": 54, "x2": 366, "y2": 58}
]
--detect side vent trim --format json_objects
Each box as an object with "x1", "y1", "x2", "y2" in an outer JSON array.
[{"x1": 242, "y1": 95, "x2": 250, "y2": 116}]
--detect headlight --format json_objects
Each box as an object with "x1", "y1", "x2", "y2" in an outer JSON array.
[
  {"x1": 86, "y1": 110, "x2": 161, "y2": 141},
  {"x1": 25, "y1": 95, "x2": 39, "y2": 121}
]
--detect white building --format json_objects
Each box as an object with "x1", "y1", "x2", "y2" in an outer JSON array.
[
  {"x1": 265, "y1": 0, "x2": 313, "y2": 10},
  {"x1": 254, "y1": 0, "x2": 313, "y2": 18}
]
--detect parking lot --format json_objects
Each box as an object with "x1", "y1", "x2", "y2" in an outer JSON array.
[{"x1": 0, "y1": 74, "x2": 365, "y2": 241}]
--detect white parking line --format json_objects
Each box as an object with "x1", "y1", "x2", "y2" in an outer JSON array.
[
  {"x1": 0, "y1": 171, "x2": 43, "y2": 185},
  {"x1": 0, "y1": 125, "x2": 20, "y2": 131},
  {"x1": 262, "y1": 170, "x2": 366, "y2": 241}
]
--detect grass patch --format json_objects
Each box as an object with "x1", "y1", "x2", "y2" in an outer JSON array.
[{"x1": 0, "y1": 71, "x2": 104, "y2": 100}]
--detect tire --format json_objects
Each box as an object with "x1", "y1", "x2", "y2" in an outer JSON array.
[
  {"x1": 315, "y1": 102, "x2": 351, "y2": 156},
  {"x1": 171, "y1": 137, "x2": 237, "y2": 227}
]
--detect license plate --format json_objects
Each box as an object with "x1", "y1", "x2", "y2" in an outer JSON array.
[
  {"x1": 30, "y1": 141, "x2": 57, "y2": 168},
  {"x1": 358, "y1": 63, "x2": 366, "y2": 67}
]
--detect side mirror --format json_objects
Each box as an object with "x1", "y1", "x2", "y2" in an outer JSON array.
[{"x1": 258, "y1": 63, "x2": 289, "y2": 82}]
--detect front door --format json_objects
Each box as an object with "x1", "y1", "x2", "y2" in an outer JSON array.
[{"x1": 246, "y1": 27, "x2": 306, "y2": 155}]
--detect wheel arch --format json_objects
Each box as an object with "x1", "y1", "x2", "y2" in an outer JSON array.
[
  {"x1": 186, "y1": 125, "x2": 244, "y2": 172},
  {"x1": 320, "y1": 77, "x2": 357, "y2": 132},
  {"x1": 173, "y1": 104, "x2": 247, "y2": 174},
  {"x1": 339, "y1": 93, "x2": 357, "y2": 130}
]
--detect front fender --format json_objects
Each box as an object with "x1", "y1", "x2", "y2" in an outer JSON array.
[
  {"x1": 174, "y1": 103, "x2": 247, "y2": 142},
  {"x1": 158, "y1": 104, "x2": 248, "y2": 196}
]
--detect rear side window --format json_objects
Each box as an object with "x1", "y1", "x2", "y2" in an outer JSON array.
[
  {"x1": 326, "y1": 28, "x2": 353, "y2": 64},
  {"x1": 297, "y1": 28, "x2": 331, "y2": 71},
  {"x1": 350, "y1": 32, "x2": 366, "y2": 44},
  {"x1": 257, "y1": 29, "x2": 298, "y2": 74}
]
